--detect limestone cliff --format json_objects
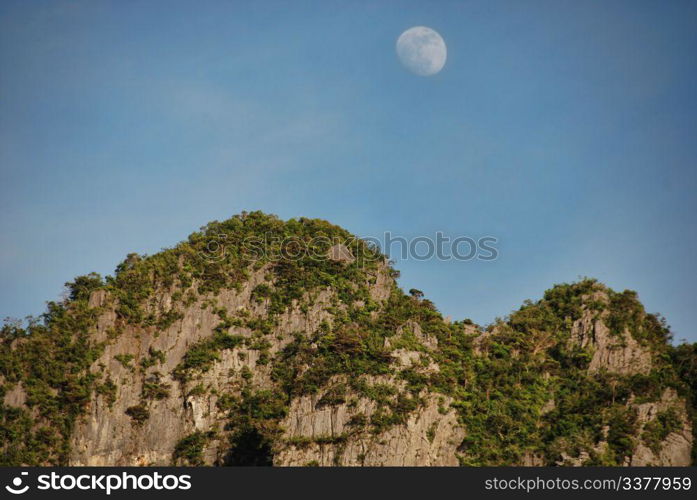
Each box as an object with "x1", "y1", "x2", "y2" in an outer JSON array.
[{"x1": 0, "y1": 212, "x2": 694, "y2": 466}]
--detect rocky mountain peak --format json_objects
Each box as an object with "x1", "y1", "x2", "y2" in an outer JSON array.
[{"x1": 0, "y1": 212, "x2": 694, "y2": 466}]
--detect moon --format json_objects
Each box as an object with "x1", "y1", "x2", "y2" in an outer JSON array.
[{"x1": 396, "y1": 26, "x2": 447, "y2": 76}]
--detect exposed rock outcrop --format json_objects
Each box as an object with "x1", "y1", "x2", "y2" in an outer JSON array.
[
  {"x1": 569, "y1": 302, "x2": 652, "y2": 375},
  {"x1": 630, "y1": 389, "x2": 693, "y2": 466},
  {"x1": 276, "y1": 394, "x2": 464, "y2": 466},
  {"x1": 0, "y1": 213, "x2": 693, "y2": 467}
]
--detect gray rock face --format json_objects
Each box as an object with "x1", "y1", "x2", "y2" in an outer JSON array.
[
  {"x1": 276, "y1": 393, "x2": 464, "y2": 466},
  {"x1": 2, "y1": 269, "x2": 692, "y2": 467},
  {"x1": 569, "y1": 306, "x2": 653, "y2": 375},
  {"x1": 69, "y1": 263, "x2": 425, "y2": 466},
  {"x1": 562, "y1": 300, "x2": 693, "y2": 466},
  {"x1": 2, "y1": 382, "x2": 26, "y2": 408},
  {"x1": 630, "y1": 389, "x2": 693, "y2": 466},
  {"x1": 70, "y1": 265, "x2": 348, "y2": 465}
]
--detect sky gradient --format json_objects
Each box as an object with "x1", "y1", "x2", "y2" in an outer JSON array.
[{"x1": 1, "y1": 0, "x2": 696, "y2": 341}]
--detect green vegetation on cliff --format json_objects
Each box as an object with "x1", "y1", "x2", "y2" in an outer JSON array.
[
  {"x1": 0, "y1": 302, "x2": 104, "y2": 464},
  {"x1": 0, "y1": 212, "x2": 694, "y2": 466}
]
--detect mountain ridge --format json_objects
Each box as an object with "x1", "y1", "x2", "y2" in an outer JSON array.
[{"x1": 1, "y1": 211, "x2": 695, "y2": 466}]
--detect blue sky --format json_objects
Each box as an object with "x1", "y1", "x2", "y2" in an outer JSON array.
[{"x1": 1, "y1": 0, "x2": 696, "y2": 341}]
